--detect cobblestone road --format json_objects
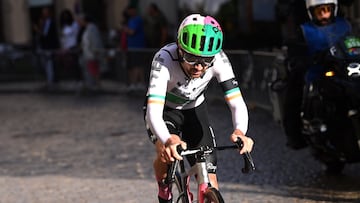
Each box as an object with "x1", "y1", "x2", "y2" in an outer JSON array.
[{"x1": 0, "y1": 83, "x2": 359, "y2": 203}]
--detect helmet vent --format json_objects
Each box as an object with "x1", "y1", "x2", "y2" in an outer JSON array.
[
  {"x1": 191, "y1": 34, "x2": 197, "y2": 48},
  {"x1": 208, "y1": 37, "x2": 214, "y2": 51},
  {"x1": 182, "y1": 32, "x2": 188, "y2": 45},
  {"x1": 216, "y1": 39, "x2": 221, "y2": 50},
  {"x1": 199, "y1": 36, "x2": 206, "y2": 51}
]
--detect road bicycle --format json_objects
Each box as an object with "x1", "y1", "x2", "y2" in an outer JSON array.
[{"x1": 164, "y1": 139, "x2": 255, "y2": 203}]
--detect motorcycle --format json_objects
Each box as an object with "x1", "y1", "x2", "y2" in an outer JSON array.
[{"x1": 269, "y1": 35, "x2": 360, "y2": 174}]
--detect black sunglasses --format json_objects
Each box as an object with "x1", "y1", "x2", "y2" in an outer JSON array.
[{"x1": 180, "y1": 50, "x2": 215, "y2": 66}]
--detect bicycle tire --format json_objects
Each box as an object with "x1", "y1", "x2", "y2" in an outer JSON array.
[{"x1": 203, "y1": 187, "x2": 225, "y2": 203}]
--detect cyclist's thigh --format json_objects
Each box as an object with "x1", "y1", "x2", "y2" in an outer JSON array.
[
  {"x1": 144, "y1": 102, "x2": 184, "y2": 144},
  {"x1": 182, "y1": 102, "x2": 217, "y2": 173}
]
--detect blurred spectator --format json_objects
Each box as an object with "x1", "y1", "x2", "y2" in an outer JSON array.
[
  {"x1": 77, "y1": 14, "x2": 104, "y2": 90},
  {"x1": 33, "y1": 6, "x2": 60, "y2": 90},
  {"x1": 144, "y1": 3, "x2": 169, "y2": 48},
  {"x1": 58, "y1": 9, "x2": 82, "y2": 81},
  {"x1": 119, "y1": 10, "x2": 130, "y2": 51},
  {"x1": 60, "y1": 9, "x2": 80, "y2": 50},
  {"x1": 215, "y1": 0, "x2": 240, "y2": 49},
  {"x1": 117, "y1": 10, "x2": 130, "y2": 81},
  {"x1": 275, "y1": 0, "x2": 309, "y2": 41},
  {"x1": 122, "y1": 5, "x2": 146, "y2": 92}
]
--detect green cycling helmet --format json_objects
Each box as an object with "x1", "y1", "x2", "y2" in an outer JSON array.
[{"x1": 177, "y1": 14, "x2": 223, "y2": 57}]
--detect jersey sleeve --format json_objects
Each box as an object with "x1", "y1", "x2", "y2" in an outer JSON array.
[
  {"x1": 145, "y1": 51, "x2": 172, "y2": 143},
  {"x1": 214, "y1": 51, "x2": 249, "y2": 135}
]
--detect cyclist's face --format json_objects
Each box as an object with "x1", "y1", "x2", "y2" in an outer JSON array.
[
  {"x1": 179, "y1": 49, "x2": 214, "y2": 78},
  {"x1": 313, "y1": 4, "x2": 332, "y2": 25}
]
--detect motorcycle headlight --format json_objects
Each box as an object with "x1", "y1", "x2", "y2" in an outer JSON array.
[
  {"x1": 347, "y1": 62, "x2": 360, "y2": 77},
  {"x1": 325, "y1": 71, "x2": 335, "y2": 77}
]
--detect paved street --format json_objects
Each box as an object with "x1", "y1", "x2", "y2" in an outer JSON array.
[{"x1": 0, "y1": 82, "x2": 359, "y2": 203}]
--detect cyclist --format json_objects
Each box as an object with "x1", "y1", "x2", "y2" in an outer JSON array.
[
  {"x1": 283, "y1": 0, "x2": 352, "y2": 149},
  {"x1": 143, "y1": 14, "x2": 254, "y2": 203}
]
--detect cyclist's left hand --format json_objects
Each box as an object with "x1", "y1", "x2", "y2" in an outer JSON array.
[{"x1": 230, "y1": 129, "x2": 254, "y2": 154}]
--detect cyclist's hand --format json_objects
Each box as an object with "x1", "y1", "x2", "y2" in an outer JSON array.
[
  {"x1": 164, "y1": 135, "x2": 187, "y2": 162},
  {"x1": 230, "y1": 129, "x2": 254, "y2": 154}
]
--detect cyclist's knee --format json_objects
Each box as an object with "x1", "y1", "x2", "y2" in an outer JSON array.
[{"x1": 153, "y1": 157, "x2": 168, "y2": 179}]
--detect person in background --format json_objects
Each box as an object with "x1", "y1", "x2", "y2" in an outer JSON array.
[
  {"x1": 122, "y1": 5, "x2": 146, "y2": 92},
  {"x1": 119, "y1": 10, "x2": 129, "y2": 52},
  {"x1": 33, "y1": 6, "x2": 60, "y2": 90},
  {"x1": 77, "y1": 14, "x2": 104, "y2": 91},
  {"x1": 58, "y1": 9, "x2": 81, "y2": 82},
  {"x1": 60, "y1": 9, "x2": 79, "y2": 51},
  {"x1": 282, "y1": 0, "x2": 352, "y2": 149},
  {"x1": 144, "y1": 3, "x2": 169, "y2": 48}
]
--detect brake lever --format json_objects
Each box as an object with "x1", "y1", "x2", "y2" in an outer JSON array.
[{"x1": 235, "y1": 138, "x2": 256, "y2": 174}]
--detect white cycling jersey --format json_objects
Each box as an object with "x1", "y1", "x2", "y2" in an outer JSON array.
[{"x1": 145, "y1": 43, "x2": 249, "y2": 143}]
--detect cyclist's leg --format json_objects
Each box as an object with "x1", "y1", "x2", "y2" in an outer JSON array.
[
  {"x1": 208, "y1": 174, "x2": 218, "y2": 189},
  {"x1": 182, "y1": 102, "x2": 219, "y2": 188},
  {"x1": 144, "y1": 104, "x2": 185, "y2": 202},
  {"x1": 153, "y1": 140, "x2": 169, "y2": 179},
  {"x1": 153, "y1": 139, "x2": 174, "y2": 201}
]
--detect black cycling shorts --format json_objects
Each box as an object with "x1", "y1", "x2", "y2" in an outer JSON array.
[{"x1": 144, "y1": 101, "x2": 218, "y2": 173}]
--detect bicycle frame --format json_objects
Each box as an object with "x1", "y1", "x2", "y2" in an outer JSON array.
[
  {"x1": 176, "y1": 148, "x2": 213, "y2": 203},
  {"x1": 166, "y1": 143, "x2": 255, "y2": 203}
]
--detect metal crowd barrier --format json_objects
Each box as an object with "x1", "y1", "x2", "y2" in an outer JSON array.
[{"x1": 0, "y1": 46, "x2": 283, "y2": 108}]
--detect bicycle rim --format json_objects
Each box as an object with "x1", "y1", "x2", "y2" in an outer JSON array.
[{"x1": 203, "y1": 187, "x2": 224, "y2": 203}]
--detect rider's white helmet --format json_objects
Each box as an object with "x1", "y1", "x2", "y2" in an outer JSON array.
[{"x1": 305, "y1": 0, "x2": 338, "y2": 20}]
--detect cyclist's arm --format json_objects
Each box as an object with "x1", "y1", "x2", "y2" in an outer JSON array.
[
  {"x1": 219, "y1": 76, "x2": 252, "y2": 152},
  {"x1": 145, "y1": 59, "x2": 172, "y2": 144},
  {"x1": 220, "y1": 78, "x2": 249, "y2": 136},
  {"x1": 214, "y1": 51, "x2": 249, "y2": 136},
  {"x1": 221, "y1": 80, "x2": 253, "y2": 153}
]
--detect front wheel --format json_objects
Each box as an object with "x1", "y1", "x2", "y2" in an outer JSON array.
[{"x1": 203, "y1": 187, "x2": 224, "y2": 203}]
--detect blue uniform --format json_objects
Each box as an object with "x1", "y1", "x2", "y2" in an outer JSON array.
[{"x1": 301, "y1": 17, "x2": 352, "y2": 82}]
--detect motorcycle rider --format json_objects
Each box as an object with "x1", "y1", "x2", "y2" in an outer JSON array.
[{"x1": 283, "y1": 0, "x2": 352, "y2": 149}]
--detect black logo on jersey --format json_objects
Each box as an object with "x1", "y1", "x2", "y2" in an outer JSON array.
[
  {"x1": 221, "y1": 78, "x2": 239, "y2": 91},
  {"x1": 151, "y1": 61, "x2": 162, "y2": 72}
]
